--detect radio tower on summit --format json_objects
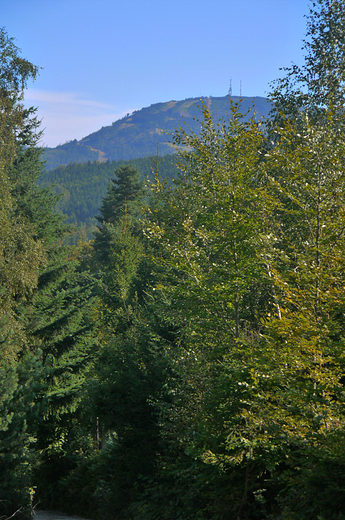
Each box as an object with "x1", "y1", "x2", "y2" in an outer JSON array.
[{"x1": 228, "y1": 78, "x2": 232, "y2": 97}]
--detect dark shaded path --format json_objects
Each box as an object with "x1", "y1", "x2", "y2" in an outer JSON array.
[{"x1": 33, "y1": 511, "x2": 89, "y2": 520}]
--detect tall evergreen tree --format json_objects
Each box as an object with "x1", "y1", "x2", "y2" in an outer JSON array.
[
  {"x1": 81, "y1": 165, "x2": 173, "y2": 518},
  {"x1": 96, "y1": 164, "x2": 143, "y2": 225},
  {"x1": 0, "y1": 28, "x2": 47, "y2": 517},
  {"x1": 0, "y1": 28, "x2": 98, "y2": 514},
  {"x1": 93, "y1": 164, "x2": 144, "y2": 267}
]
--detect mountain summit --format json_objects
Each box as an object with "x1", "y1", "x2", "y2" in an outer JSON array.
[{"x1": 43, "y1": 95, "x2": 271, "y2": 170}]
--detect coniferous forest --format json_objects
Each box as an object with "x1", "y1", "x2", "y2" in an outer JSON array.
[{"x1": 2, "y1": 1, "x2": 345, "y2": 518}]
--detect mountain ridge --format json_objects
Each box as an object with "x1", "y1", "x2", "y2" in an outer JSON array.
[{"x1": 43, "y1": 95, "x2": 271, "y2": 170}]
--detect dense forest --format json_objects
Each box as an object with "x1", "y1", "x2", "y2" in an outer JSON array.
[
  {"x1": 2, "y1": 1, "x2": 345, "y2": 519},
  {"x1": 38, "y1": 155, "x2": 179, "y2": 239}
]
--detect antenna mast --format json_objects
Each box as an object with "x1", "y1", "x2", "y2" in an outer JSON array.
[{"x1": 228, "y1": 78, "x2": 232, "y2": 97}]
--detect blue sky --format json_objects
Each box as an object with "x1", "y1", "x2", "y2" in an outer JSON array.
[{"x1": 2, "y1": 0, "x2": 311, "y2": 147}]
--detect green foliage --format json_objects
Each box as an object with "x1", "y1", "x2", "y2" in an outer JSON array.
[
  {"x1": 0, "y1": 352, "x2": 45, "y2": 518},
  {"x1": 0, "y1": 27, "x2": 98, "y2": 518},
  {"x1": 72, "y1": 163, "x2": 174, "y2": 519},
  {"x1": 92, "y1": 164, "x2": 144, "y2": 270},
  {"x1": 142, "y1": 100, "x2": 276, "y2": 519},
  {"x1": 139, "y1": 3, "x2": 345, "y2": 510},
  {"x1": 256, "y1": 110, "x2": 345, "y2": 439},
  {"x1": 0, "y1": 27, "x2": 46, "y2": 518},
  {"x1": 97, "y1": 164, "x2": 144, "y2": 225},
  {"x1": 269, "y1": 0, "x2": 345, "y2": 123},
  {"x1": 146, "y1": 100, "x2": 271, "y2": 342}
]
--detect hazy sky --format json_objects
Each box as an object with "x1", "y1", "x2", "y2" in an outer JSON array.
[{"x1": 2, "y1": 0, "x2": 311, "y2": 148}]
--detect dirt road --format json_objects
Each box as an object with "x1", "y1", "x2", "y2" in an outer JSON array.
[{"x1": 33, "y1": 511, "x2": 89, "y2": 520}]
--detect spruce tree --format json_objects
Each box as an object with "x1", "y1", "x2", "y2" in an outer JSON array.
[
  {"x1": 0, "y1": 28, "x2": 47, "y2": 517},
  {"x1": 85, "y1": 165, "x2": 173, "y2": 518},
  {"x1": 19, "y1": 140, "x2": 98, "y2": 512},
  {"x1": 0, "y1": 28, "x2": 98, "y2": 513},
  {"x1": 93, "y1": 164, "x2": 144, "y2": 266}
]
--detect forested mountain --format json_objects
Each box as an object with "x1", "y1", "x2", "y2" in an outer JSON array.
[
  {"x1": 43, "y1": 95, "x2": 271, "y2": 170},
  {"x1": 4, "y1": 2, "x2": 345, "y2": 520}
]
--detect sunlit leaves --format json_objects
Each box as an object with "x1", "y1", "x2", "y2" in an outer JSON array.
[{"x1": 145, "y1": 101, "x2": 272, "y2": 350}]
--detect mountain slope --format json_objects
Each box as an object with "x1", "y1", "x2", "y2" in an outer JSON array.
[{"x1": 43, "y1": 95, "x2": 271, "y2": 170}]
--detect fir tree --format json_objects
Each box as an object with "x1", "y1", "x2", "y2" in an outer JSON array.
[
  {"x1": 0, "y1": 28, "x2": 46, "y2": 517},
  {"x1": 93, "y1": 164, "x2": 144, "y2": 267}
]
